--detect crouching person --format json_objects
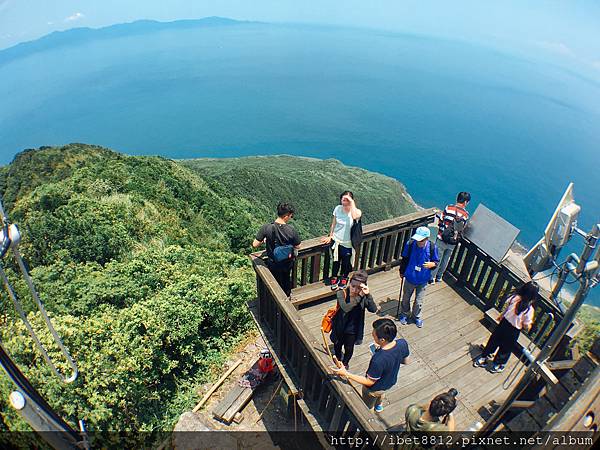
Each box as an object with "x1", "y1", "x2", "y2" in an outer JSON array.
[
  {"x1": 331, "y1": 318, "x2": 409, "y2": 413},
  {"x1": 405, "y1": 388, "x2": 458, "y2": 432}
]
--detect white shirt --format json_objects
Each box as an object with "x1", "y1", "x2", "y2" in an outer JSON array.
[
  {"x1": 503, "y1": 295, "x2": 534, "y2": 330},
  {"x1": 333, "y1": 205, "x2": 352, "y2": 245}
]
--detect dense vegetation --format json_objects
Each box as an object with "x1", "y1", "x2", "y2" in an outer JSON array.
[
  {"x1": 1, "y1": 145, "x2": 597, "y2": 448},
  {"x1": 0, "y1": 144, "x2": 415, "y2": 447},
  {"x1": 182, "y1": 155, "x2": 417, "y2": 239}
]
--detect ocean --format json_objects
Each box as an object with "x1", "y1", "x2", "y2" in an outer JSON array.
[{"x1": 0, "y1": 20, "x2": 598, "y2": 305}]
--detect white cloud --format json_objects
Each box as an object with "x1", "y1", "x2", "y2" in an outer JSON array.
[
  {"x1": 535, "y1": 41, "x2": 600, "y2": 74},
  {"x1": 64, "y1": 12, "x2": 84, "y2": 22},
  {"x1": 47, "y1": 21, "x2": 54, "y2": 25},
  {"x1": 535, "y1": 41, "x2": 575, "y2": 57}
]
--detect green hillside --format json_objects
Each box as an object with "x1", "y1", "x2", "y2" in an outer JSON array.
[
  {"x1": 1, "y1": 144, "x2": 595, "y2": 449},
  {"x1": 0, "y1": 144, "x2": 414, "y2": 448},
  {"x1": 181, "y1": 155, "x2": 417, "y2": 239}
]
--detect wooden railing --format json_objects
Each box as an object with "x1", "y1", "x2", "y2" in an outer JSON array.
[
  {"x1": 251, "y1": 209, "x2": 567, "y2": 437},
  {"x1": 250, "y1": 210, "x2": 437, "y2": 439},
  {"x1": 289, "y1": 209, "x2": 438, "y2": 289},
  {"x1": 252, "y1": 256, "x2": 385, "y2": 441},
  {"x1": 445, "y1": 238, "x2": 564, "y2": 348}
]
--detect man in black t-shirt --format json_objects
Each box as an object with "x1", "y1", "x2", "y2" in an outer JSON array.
[{"x1": 252, "y1": 202, "x2": 301, "y2": 296}]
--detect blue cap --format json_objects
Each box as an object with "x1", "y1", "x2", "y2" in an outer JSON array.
[{"x1": 412, "y1": 226, "x2": 431, "y2": 241}]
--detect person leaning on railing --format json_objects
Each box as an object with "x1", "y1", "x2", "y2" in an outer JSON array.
[
  {"x1": 473, "y1": 281, "x2": 538, "y2": 373},
  {"x1": 252, "y1": 202, "x2": 301, "y2": 297},
  {"x1": 321, "y1": 191, "x2": 362, "y2": 291},
  {"x1": 429, "y1": 191, "x2": 471, "y2": 285},
  {"x1": 331, "y1": 318, "x2": 410, "y2": 413}
]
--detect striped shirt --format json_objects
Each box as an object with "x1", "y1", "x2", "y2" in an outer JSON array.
[{"x1": 437, "y1": 204, "x2": 469, "y2": 239}]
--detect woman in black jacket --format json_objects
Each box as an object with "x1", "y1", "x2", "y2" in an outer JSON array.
[{"x1": 331, "y1": 269, "x2": 378, "y2": 369}]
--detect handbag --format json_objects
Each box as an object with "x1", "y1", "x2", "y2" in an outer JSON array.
[
  {"x1": 272, "y1": 244, "x2": 294, "y2": 263},
  {"x1": 270, "y1": 223, "x2": 295, "y2": 263},
  {"x1": 321, "y1": 302, "x2": 339, "y2": 333},
  {"x1": 350, "y1": 218, "x2": 363, "y2": 251},
  {"x1": 321, "y1": 302, "x2": 340, "y2": 333}
]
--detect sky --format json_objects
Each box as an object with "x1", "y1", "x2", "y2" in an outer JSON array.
[{"x1": 1, "y1": 0, "x2": 600, "y2": 80}]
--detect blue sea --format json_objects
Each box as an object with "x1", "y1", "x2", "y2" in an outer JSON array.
[{"x1": 0, "y1": 20, "x2": 599, "y2": 305}]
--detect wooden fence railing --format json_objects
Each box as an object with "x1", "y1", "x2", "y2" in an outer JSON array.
[
  {"x1": 250, "y1": 210, "x2": 439, "y2": 439},
  {"x1": 445, "y1": 238, "x2": 564, "y2": 348},
  {"x1": 251, "y1": 209, "x2": 566, "y2": 437},
  {"x1": 289, "y1": 208, "x2": 438, "y2": 289},
  {"x1": 252, "y1": 256, "x2": 385, "y2": 441}
]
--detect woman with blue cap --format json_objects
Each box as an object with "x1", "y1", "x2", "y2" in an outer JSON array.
[{"x1": 397, "y1": 226, "x2": 439, "y2": 328}]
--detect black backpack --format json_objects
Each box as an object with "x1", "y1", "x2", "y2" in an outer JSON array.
[{"x1": 440, "y1": 211, "x2": 467, "y2": 245}]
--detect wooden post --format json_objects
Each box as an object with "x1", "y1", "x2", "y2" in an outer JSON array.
[{"x1": 193, "y1": 359, "x2": 242, "y2": 412}]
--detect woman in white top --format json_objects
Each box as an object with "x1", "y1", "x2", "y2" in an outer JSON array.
[
  {"x1": 321, "y1": 191, "x2": 362, "y2": 290},
  {"x1": 474, "y1": 281, "x2": 538, "y2": 373}
]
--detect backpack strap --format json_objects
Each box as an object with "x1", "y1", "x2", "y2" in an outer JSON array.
[
  {"x1": 270, "y1": 222, "x2": 282, "y2": 247},
  {"x1": 405, "y1": 240, "x2": 415, "y2": 264},
  {"x1": 399, "y1": 239, "x2": 415, "y2": 275},
  {"x1": 454, "y1": 204, "x2": 468, "y2": 221}
]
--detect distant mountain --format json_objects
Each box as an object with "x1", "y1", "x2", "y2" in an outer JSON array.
[{"x1": 0, "y1": 17, "x2": 254, "y2": 66}]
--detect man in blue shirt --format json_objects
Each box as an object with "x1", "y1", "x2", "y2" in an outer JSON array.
[
  {"x1": 398, "y1": 226, "x2": 439, "y2": 328},
  {"x1": 331, "y1": 318, "x2": 410, "y2": 413}
]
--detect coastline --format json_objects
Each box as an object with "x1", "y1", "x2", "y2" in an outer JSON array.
[{"x1": 179, "y1": 153, "x2": 597, "y2": 312}]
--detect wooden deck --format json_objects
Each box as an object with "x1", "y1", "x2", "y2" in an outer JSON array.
[{"x1": 294, "y1": 270, "x2": 526, "y2": 431}]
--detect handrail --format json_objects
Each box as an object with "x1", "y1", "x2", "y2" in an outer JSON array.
[
  {"x1": 251, "y1": 208, "x2": 438, "y2": 257},
  {"x1": 445, "y1": 237, "x2": 564, "y2": 348},
  {"x1": 252, "y1": 208, "x2": 439, "y2": 291},
  {"x1": 252, "y1": 255, "x2": 386, "y2": 436}
]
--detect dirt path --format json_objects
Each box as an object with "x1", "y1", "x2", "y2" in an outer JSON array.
[{"x1": 170, "y1": 334, "x2": 318, "y2": 450}]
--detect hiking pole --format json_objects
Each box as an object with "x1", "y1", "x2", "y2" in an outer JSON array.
[
  {"x1": 395, "y1": 275, "x2": 405, "y2": 319},
  {"x1": 320, "y1": 328, "x2": 334, "y2": 361}
]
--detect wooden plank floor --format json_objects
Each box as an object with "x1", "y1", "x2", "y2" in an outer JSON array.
[{"x1": 293, "y1": 270, "x2": 526, "y2": 431}]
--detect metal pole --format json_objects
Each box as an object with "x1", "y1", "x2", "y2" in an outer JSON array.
[
  {"x1": 478, "y1": 222, "x2": 599, "y2": 435},
  {"x1": 575, "y1": 223, "x2": 599, "y2": 274},
  {"x1": 0, "y1": 196, "x2": 7, "y2": 221},
  {"x1": 550, "y1": 260, "x2": 569, "y2": 300},
  {"x1": 1, "y1": 344, "x2": 81, "y2": 450},
  {"x1": 395, "y1": 276, "x2": 405, "y2": 318},
  {"x1": 9, "y1": 390, "x2": 80, "y2": 450}
]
